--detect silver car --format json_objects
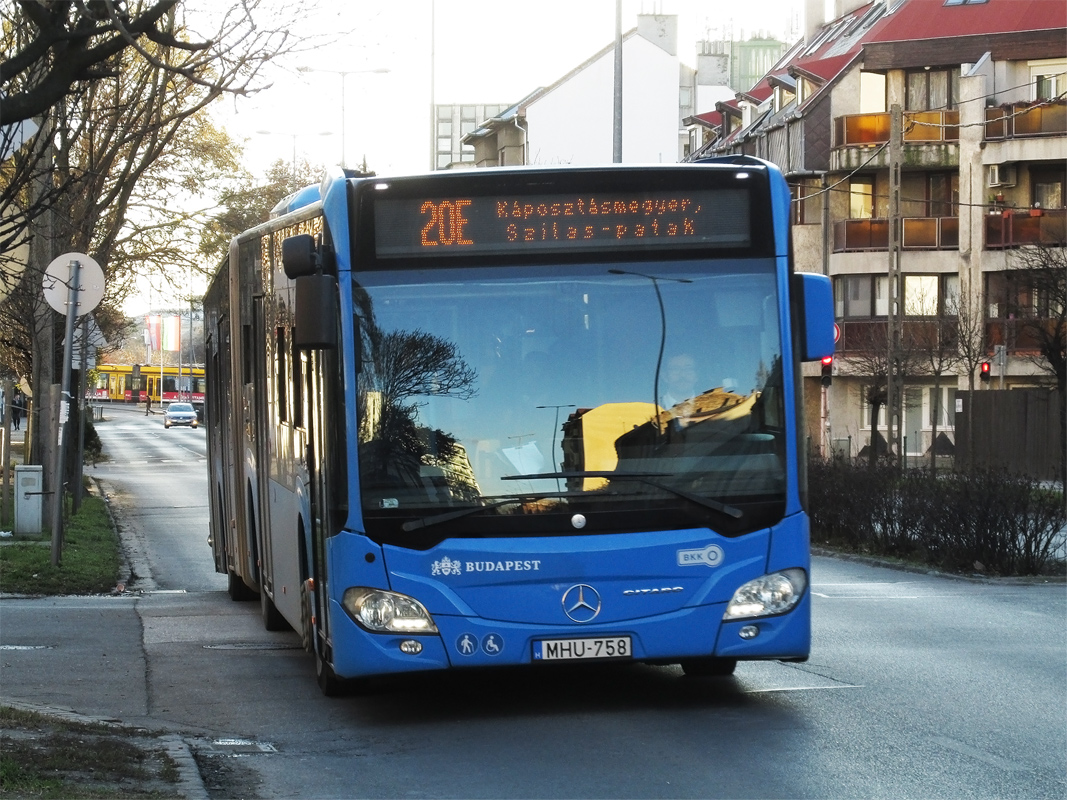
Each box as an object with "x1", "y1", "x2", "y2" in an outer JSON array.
[{"x1": 163, "y1": 402, "x2": 198, "y2": 429}]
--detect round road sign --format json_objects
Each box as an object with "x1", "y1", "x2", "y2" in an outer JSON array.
[{"x1": 43, "y1": 253, "x2": 105, "y2": 316}]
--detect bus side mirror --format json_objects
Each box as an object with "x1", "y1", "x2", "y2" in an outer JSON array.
[
  {"x1": 294, "y1": 274, "x2": 338, "y2": 350},
  {"x1": 793, "y1": 272, "x2": 834, "y2": 362},
  {"x1": 283, "y1": 233, "x2": 338, "y2": 349},
  {"x1": 282, "y1": 234, "x2": 317, "y2": 279}
]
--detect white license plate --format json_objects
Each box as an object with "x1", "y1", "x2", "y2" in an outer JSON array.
[{"x1": 533, "y1": 636, "x2": 632, "y2": 661}]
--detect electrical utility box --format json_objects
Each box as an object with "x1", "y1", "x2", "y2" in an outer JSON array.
[{"x1": 14, "y1": 464, "x2": 43, "y2": 535}]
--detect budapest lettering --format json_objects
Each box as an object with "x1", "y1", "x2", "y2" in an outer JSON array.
[{"x1": 431, "y1": 557, "x2": 542, "y2": 576}]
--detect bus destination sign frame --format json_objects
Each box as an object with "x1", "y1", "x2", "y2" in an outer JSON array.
[{"x1": 371, "y1": 187, "x2": 752, "y2": 259}]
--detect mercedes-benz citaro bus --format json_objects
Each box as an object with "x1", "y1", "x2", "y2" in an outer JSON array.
[{"x1": 203, "y1": 158, "x2": 835, "y2": 695}]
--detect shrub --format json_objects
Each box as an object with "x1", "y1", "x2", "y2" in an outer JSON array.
[{"x1": 809, "y1": 458, "x2": 1066, "y2": 576}]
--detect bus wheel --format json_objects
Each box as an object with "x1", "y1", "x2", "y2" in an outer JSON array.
[
  {"x1": 680, "y1": 657, "x2": 738, "y2": 677},
  {"x1": 260, "y1": 586, "x2": 291, "y2": 632},
  {"x1": 227, "y1": 571, "x2": 255, "y2": 601},
  {"x1": 315, "y1": 649, "x2": 346, "y2": 697}
]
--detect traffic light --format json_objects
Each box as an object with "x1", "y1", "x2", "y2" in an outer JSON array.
[
  {"x1": 980, "y1": 361, "x2": 991, "y2": 382},
  {"x1": 821, "y1": 355, "x2": 833, "y2": 386}
]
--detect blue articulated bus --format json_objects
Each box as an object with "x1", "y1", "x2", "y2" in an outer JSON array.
[{"x1": 203, "y1": 159, "x2": 834, "y2": 695}]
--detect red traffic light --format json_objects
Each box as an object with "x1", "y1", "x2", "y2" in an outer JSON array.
[
  {"x1": 980, "y1": 361, "x2": 991, "y2": 381},
  {"x1": 820, "y1": 355, "x2": 833, "y2": 386}
]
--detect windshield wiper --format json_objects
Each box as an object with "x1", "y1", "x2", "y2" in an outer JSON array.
[
  {"x1": 400, "y1": 491, "x2": 602, "y2": 532},
  {"x1": 502, "y1": 471, "x2": 743, "y2": 520}
]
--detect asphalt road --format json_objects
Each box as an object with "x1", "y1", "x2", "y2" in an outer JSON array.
[{"x1": 1, "y1": 405, "x2": 1064, "y2": 799}]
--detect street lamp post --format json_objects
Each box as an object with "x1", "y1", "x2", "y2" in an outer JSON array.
[
  {"x1": 297, "y1": 66, "x2": 390, "y2": 169},
  {"x1": 255, "y1": 129, "x2": 333, "y2": 182}
]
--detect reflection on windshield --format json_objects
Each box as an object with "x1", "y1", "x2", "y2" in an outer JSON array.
[{"x1": 354, "y1": 261, "x2": 785, "y2": 535}]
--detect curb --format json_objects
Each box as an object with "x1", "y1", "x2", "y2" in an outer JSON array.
[
  {"x1": 1, "y1": 699, "x2": 210, "y2": 800},
  {"x1": 812, "y1": 546, "x2": 1067, "y2": 584}
]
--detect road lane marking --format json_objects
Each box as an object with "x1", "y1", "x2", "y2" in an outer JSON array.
[
  {"x1": 929, "y1": 736, "x2": 1027, "y2": 772},
  {"x1": 744, "y1": 684, "x2": 864, "y2": 694}
]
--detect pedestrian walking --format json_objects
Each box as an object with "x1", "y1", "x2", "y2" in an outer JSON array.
[{"x1": 11, "y1": 391, "x2": 24, "y2": 430}]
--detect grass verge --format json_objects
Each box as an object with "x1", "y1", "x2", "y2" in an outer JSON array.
[
  {"x1": 0, "y1": 705, "x2": 182, "y2": 799},
  {"x1": 0, "y1": 494, "x2": 121, "y2": 595}
]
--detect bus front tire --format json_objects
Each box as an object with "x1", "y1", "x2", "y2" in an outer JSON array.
[
  {"x1": 316, "y1": 649, "x2": 346, "y2": 697},
  {"x1": 680, "y1": 657, "x2": 738, "y2": 677}
]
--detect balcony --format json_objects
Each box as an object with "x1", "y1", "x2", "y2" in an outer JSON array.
[
  {"x1": 985, "y1": 318, "x2": 1061, "y2": 354},
  {"x1": 985, "y1": 209, "x2": 1067, "y2": 249},
  {"x1": 832, "y1": 110, "x2": 960, "y2": 171},
  {"x1": 834, "y1": 217, "x2": 959, "y2": 252},
  {"x1": 835, "y1": 319, "x2": 951, "y2": 354},
  {"x1": 835, "y1": 110, "x2": 960, "y2": 146},
  {"x1": 837, "y1": 319, "x2": 1052, "y2": 358},
  {"x1": 985, "y1": 100, "x2": 1067, "y2": 140}
]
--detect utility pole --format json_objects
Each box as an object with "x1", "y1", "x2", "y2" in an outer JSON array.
[
  {"x1": 612, "y1": 0, "x2": 623, "y2": 163},
  {"x1": 887, "y1": 104, "x2": 903, "y2": 466}
]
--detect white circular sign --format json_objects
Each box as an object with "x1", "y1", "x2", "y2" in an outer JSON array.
[{"x1": 43, "y1": 252, "x2": 105, "y2": 316}]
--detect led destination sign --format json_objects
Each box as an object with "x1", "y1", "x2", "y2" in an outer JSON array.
[{"x1": 373, "y1": 188, "x2": 751, "y2": 258}]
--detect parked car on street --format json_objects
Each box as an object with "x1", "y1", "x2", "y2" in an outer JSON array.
[{"x1": 163, "y1": 402, "x2": 198, "y2": 429}]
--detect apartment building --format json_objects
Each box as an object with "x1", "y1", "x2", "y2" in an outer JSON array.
[{"x1": 694, "y1": 0, "x2": 1066, "y2": 462}]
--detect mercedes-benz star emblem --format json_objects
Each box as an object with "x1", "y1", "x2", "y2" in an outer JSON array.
[{"x1": 562, "y1": 584, "x2": 601, "y2": 623}]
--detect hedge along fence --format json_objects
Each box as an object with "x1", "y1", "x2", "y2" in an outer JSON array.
[{"x1": 808, "y1": 459, "x2": 1067, "y2": 576}]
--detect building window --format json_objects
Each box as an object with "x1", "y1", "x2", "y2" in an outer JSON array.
[
  {"x1": 874, "y1": 275, "x2": 889, "y2": 316},
  {"x1": 791, "y1": 178, "x2": 821, "y2": 225},
  {"x1": 680, "y1": 86, "x2": 693, "y2": 112},
  {"x1": 835, "y1": 275, "x2": 871, "y2": 318},
  {"x1": 904, "y1": 275, "x2": 939, "y2": 317},
  {"x1": 849, "y1": 176, "x2": 874, "y2": 219},
  {"x1": 929, "y1": 387, "x2": 956, "y2": 429},
  {"x1": 834, "y1": 274, "x2": 896, "y2": 319},
  {"x1": 1030, "y1": 59, "x2": 1065, "y2": 102},
  {"x1": 1031, "y1": 165, "x2": 1065, "y2": 210},
  {"x1": 906, "y1": 68, "x2": 960, "y2": 111},
  {"x1": 901, "y1": 172, "x2": 959, "y2": 217},
  {"x1": 985, "y1": 271, "x2": 1061, "y2": 320},
  {"x1": 943, "y1": 274, "x2": 960, "y2": 315}
]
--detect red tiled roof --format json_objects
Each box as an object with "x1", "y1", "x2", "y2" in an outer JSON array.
[
  {"x1": 790, "y1": 53, "x2": 858, "y2": 84},
  {"x1": 869, "y1": 0, "x2": 1067, "y2": 42},
  {"x1": 690, "y1": 111, "x2": 722, "y2": 127}
]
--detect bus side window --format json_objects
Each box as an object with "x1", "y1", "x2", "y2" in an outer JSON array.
[
  {"x1": 293, "y1": 339, "x2": 304, "y2": 429},
  {"x1": 276, "y1": 326, "x2": 288, "y2": 424}
]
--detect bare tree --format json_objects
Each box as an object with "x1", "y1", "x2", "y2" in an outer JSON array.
[
  {"x1": 0, "y1": 2, "x2": 302, "y2": 476},
  {"x1": 951, "y1": 288, "x2": 991, "y2": 472},
  {"x1": 908, "y1": 314, "x2": 961, "y2": 474},
  {"x1": 843, "y1": 322, "x2": 923, "y2": 469},
  {"x1": 0, "y1": 1, "x2": 290, "y2": 124}
]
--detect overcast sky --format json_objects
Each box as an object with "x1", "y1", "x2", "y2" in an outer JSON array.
[{"x1": 216, "y1": 0, "x2": 809, "y2": 177}]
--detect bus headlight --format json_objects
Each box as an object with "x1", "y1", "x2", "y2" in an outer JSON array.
[
  {"x1": 723, "y1": 569, "x2": 807, "y2": 620},
  {"x1": 342, "y1": 588, "x2": 439, "y2": 634}
]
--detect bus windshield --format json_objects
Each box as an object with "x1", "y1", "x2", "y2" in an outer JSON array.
[{"x1": 354, "y1": 259, "x2": 785, "y2": 543}]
